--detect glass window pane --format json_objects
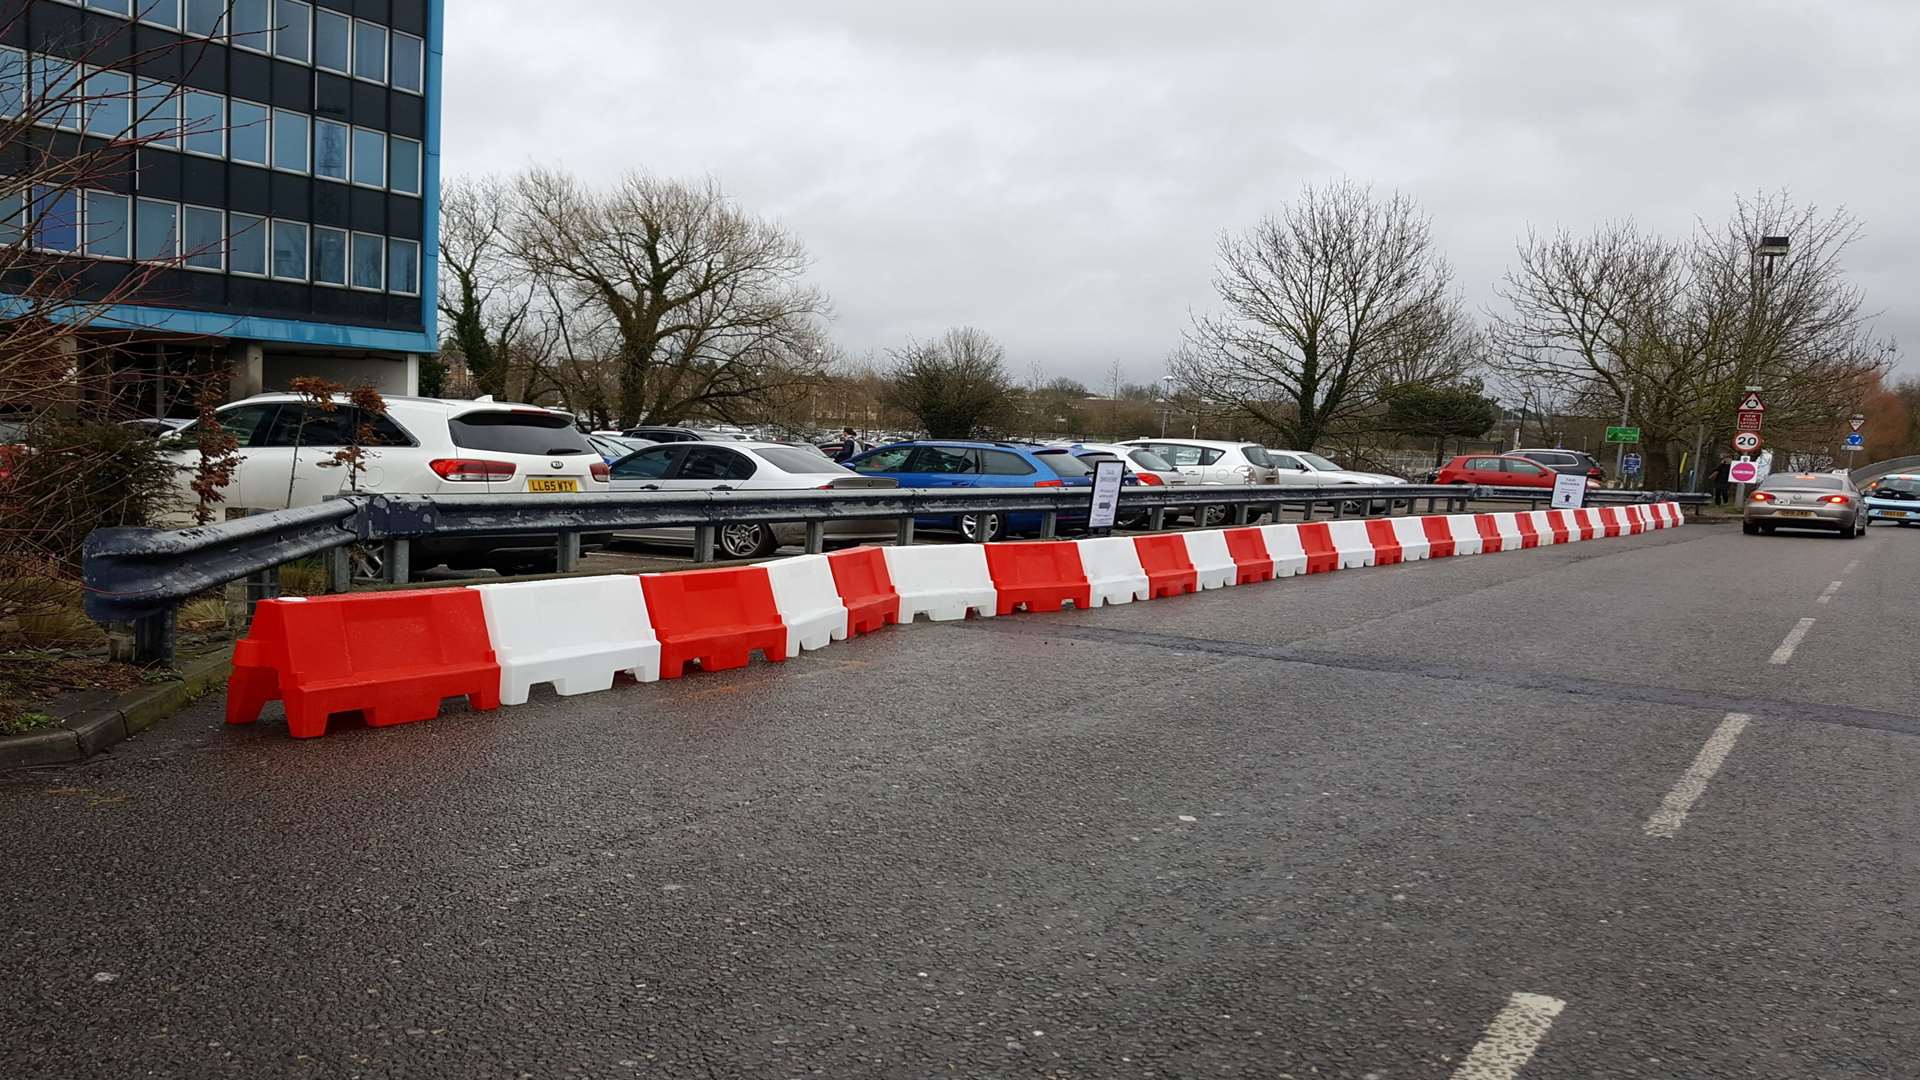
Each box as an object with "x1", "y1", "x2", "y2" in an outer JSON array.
[
  {"x1": 135, "y1": 79, "x2": 178, "y2": 145},
  {"x1": 83, "y1": 68, "x2": 130, "y2": 138},
  {"x1": 312, "y1": 226, "x2": 346, "y2": 285},
  {"x1": 34, "y1": 189, "x2": 79, "y2": 252},
  {"x1": 273, "y1": 0, "x2": 310, "y2": 62},
  {"x1": 0, "y1": 49, "x2": 23, "y2": 117},
  {"x1": 351, "y1": 20, "x2": 386, "y2": 82},
  {"x1": 386, "y1": 238, "x2": 418, "y2": 294},
  {"x1": 229, "y1": 99, "x2": 268, "y2": 164},
  {"x1": 183, "y1": 206, "x2": 223, "y2": 269},
  {"x1": 313, "y1": 118, "x2": 347, "y2": 180},
  {"x1": 35, "y1": 57, "x2": 83, "y2": 131},
  {"x1": 271, "y1": 108, "x2": 308, "y2": 172},
  {"x1": 135, "y1": 198, "x2": 178, "y2": 260},
  {"x1": 313, "y1": 8, "x2": 348, "y2": 72},
  {"x1": 0, "y1": 190, "x2": 23, "y2": 246},
  {"x1": 349, "y1": 231, "x2": 381, "y2": 289},
  {"x1": 230, "y1": 0, "x2": 268, "y2": 50},
  {"x1": 350, "y1": 126, "x2": 384, "y2": 186},
  {"x1": 182, "y1": 90, "x2": 223, "y2": 156},
  {"x1": 84, "y1": 191, "x2": 130, "y2": 258},
  {"x1": 140, "y1": 0, "x2": 181, "y2": 29},
  {"x1": 387, "y1": 135, "x2": 419, "y2": 195},
  {"x1": 271, "y1": 219, "x2": 307, "y2": 279},
  {"x1": 390, "y1": 30, "x2": 423, "y2": 93},
  {"x1": 185, "y1": 0, "x2": 225, "y2": 37},
  {"x1": 228, "y1": 212, "x2": 266, "y2": 274},
  {"x1": 87, "y1": 0, "x2": 132, "y2": 15}
]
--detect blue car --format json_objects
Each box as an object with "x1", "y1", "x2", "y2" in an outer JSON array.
[
  {"x1": 845, "y1": 440, "x2": 1100, "y2": 540},
  {"x1": 1864, "y1": 473, "x2": 1920, "y2": 526}
]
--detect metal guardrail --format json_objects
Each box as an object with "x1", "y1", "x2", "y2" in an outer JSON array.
[{"x1": 83, "y1": 483, "x2": 1706, "y2": 663}]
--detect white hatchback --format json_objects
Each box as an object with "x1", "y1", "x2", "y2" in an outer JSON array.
[
  {"x1": 1119, "y1": 439, "x2": 1278, "y2": 486},
  {"x1": 1265, "y1": 449, "x2": 1408, "y2": 486}
]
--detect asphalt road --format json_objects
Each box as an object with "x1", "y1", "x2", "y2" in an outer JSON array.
[{"x1": 6, "y1": 515, "x2": 1919, "y2": 1079}]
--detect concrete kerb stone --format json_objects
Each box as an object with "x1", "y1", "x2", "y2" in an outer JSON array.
[{"x1": 0, "y1": 648, "x2": 232, "y2": 770}]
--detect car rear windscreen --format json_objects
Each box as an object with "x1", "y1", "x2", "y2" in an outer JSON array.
[
  {"x1": 1034, "y1": 450, "x2": 1093, "y2": 477},
  {"x1": 1759, "y1": 473, "x2": 1844, "y2": 490},
  {"x1": 1240, "y1": 446, "x2": 1272, "y2": 467},
  {"x1": 754, "y1": 446, "x2": 848, "y2": 474},
  {"x1": 1127, "y1": 449, "x2": 1174, "y2": 471},
  {"x1": 449, "y1": 412, "x2": 595, "y2": 456}
]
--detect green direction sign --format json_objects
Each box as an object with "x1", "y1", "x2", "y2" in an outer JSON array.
[{"x1": 1605, "y1": 426, "x2": 1641, "y2": 445}]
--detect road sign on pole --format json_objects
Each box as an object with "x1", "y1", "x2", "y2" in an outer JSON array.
[
  {"x1": 1739, "y1": 392, "x2": 1766, "y2": 412},
  {"x1": 1087, "y1": 458, "x2": 1125, "y2": 530},
  {"x1": 1622, "y1": 452, "x2": 1643, "y2": 474},
  {"x1": 1850, "y1": 413, "x2": 1865, "y2": 432},
  {"x1": 1844, "y1": 432, "x2": 1865, "y2": 451},
  {"x1": 1732, "y1": 431, "x2": 1761, "y2": 453},
  {"x1": 1605, "y1": 426, "x2": 1640, "y2": 444},
  {"x1": 1729, "y1": 458, "x2": 1759, "y2": 484}
]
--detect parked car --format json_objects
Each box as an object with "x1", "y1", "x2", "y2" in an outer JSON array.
[
  {"x1": 1061, "y1": 442, "x2": 1189, "y2": 488},
  {"x1": 1264, "y1": 449, "x2": 1408, "y2": 486},
  {"x1": 619, "y1": 425, "x2": 747, "y2": 443},
  {"x1": 845, "y1": 440, "x2": 1097, "y2": 541},
  {"x1": 1863, "y1": 474, "x2": 1920, "y2": 526},
  {"x1": 587, "y1": 433, "x2": 654, "y2": 463},
  {"x1": 1744, "y1": 472, "x2": 1868, "y2": 537},
  {"x1": 120, "y1": 417, "x2": 192, "y2": 438},
  {"x1": 1119, "y1": 439, "x2": 1277, "y2": 486},
  {"x1": 1511, "y1": 447, "x2": 1606, "y2": 483},
  {"x1": 156, "y1": 394, "x2": 611, "y2": 572},
  {"x1": 1432, "y1": 453, "x2": 1564, "y2": 489},
  {"x1": 608, "y1": 441, "x2": 898, "y2": 558}
]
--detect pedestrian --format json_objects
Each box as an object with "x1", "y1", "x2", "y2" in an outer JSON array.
[
  {"x1": 1712, "y1": 456, "x2": 1732, "y2": 505},
  {"x1": 834, "y1": 427, "x2": 864, "y2": 464}
]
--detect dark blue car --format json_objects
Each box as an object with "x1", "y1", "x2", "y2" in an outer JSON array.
[{"x1": 845, "y1": 441, "x2": 1101, "y2": 540}]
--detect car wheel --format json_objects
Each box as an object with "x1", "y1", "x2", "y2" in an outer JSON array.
[
  {"x1": 1742, "y1": 522, "x2": 1760, "y2": 535},
  {"x1": 1199, "y1": 505, "x2": 1229, "y2": 528},
  {"x1": 958, "y1": 512, "x2": 1006, "y2": 542},
  {"x1": 1760, "y1": 524, "x2": 1776, "y2": 534},
  {"x1": 717, "y1": 523, "x2": 778, "y2": 559}
]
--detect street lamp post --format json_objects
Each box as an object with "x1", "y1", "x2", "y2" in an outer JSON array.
[{"x1": 1159, "y1": 375, "x2": 1177, "y2": 438}]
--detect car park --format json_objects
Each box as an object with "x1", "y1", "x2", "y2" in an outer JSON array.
[
  {"x1": 1432, "y1": 453, "x2": 1563, "y2": 489},
  {"x1": 1863, "y1": 474, "x2": 1920, "y2": 526},
  {"x1": 1744, "y1": 472, "x2": 1868, "y2": 537},
  {"x1": 846, "y1": 440, "x2": 1097, "y2": 541},
  {"x1": 1511, "y1": 447, "x2": 1606, "y2": 482},
  {"x1": 608, "y1": 441, "x2": 898, "y2": 558},
  {"x1": 155, "y1": 394, "x2": 611, "y2": 572},
  {"x1": 587, "y1": 433, "x2": 655, "y2": 463},
  {"x1": 1264, "y1": 449, "x2": 1408, "y2": 486}
]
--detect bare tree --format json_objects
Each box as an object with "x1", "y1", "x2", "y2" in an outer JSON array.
[
  {"x1": 1171, "y1": 181, "x2": 1464, "y2": 451},
  {"x1": 882, "y1": 327, "x2": 1017, "y2": 438},
  {"x1": 437, "y1": 175, "x2": 536, "y2": 399},
  {"x1": 506, "y1": 168, "x2": 832, "y2": 425}
]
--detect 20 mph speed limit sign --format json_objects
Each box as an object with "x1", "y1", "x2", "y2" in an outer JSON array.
[{"x1": 1732, "y1": 431, "x2": 1761, "y2": 453}]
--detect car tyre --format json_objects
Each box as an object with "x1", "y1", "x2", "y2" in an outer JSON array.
[
  {"x1": 1199, "y1": 505, "x2": 1229, "y2": 528},
  {"x1": 958, "y1": 513, "x2": 1006, "y2": 543},
  {"x1": 718, "y1": 523, "x2": 779, "y2": 559},
  {"x1": 1742, "y1": 522, "x2": 1760, "y2": 535}
]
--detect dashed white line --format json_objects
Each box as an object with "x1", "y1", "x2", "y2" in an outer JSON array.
[
  {"x1": 1643, "y1": 713, "x2": 1750, "y2": 839},
  {"x1": 1816, "y1": 580, "x2": 1843, "y2": 605},
  {"x1": 1450, "y1": 992, "x2": 1568, "y2": 1080},
  {"x1": 1769, "y1": 617, "x2": 1816, "y2": 665},
  {"x1": 1844, "y1": 559, "x2": 1861, "y2": 574}
]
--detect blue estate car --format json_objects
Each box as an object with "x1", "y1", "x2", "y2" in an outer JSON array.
[{"x1": 844, "y1": 440, "x2": 1105, "y2": 540}]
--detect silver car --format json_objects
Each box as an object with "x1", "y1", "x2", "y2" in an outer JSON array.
[{"x1": 1743, "y1": 472, "x2": 1868, "y2": 538}]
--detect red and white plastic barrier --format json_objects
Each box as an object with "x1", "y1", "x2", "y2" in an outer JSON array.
[{"x1": 226, "y1": 503, "x2": 1685, "y2": 737}]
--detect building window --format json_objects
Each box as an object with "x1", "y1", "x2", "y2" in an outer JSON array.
[
  {"x1": 312, "y1": 225, "x2": 347, "y2": 286},
  {"x1": 271, "y1": 219, "x2": 308, "y2": 279},
  {"x1": 32, "y1": 189, "x2": 79, "y2": 252},
  {"x1": 350, "y1": 126, "x2": 385, "y2": 188},
  {"x1": 349, "y1": 230, "x2": 382, "y2": 290},
  {"x1": 386, "y1": 237, "x2": 419, "y2": 295},
  {"x1": 314, "y1": 7, "x2": 349, "y2": 73},
  {"x1": 273, "y1": 0, "x2": 312, "y2": 63},
  {"x1": 82, "y1": 67, "x2": 131, "y2": 138},
  {"x1": 272, "y1": 108, "x2": 310, "y2": 173},
  {"x1": 391, "y1": 30, "x2": 424, "y2": 94},
  {"x1": 85, "y1": 0, "x2": 132, "y2": 14},
  {"x1": 182, "y1": 91, "x2": 224, "y2": 157},
  {"x1": 33, "y1": 56, "x2": 84, "y2": 132},
  {"x1": 388, "y1": 135, "x2": 421, "y2": 196},
  {"x1": 314, "y1": 118, "x2": 348, "y2": 180},
  {"x1": 138, "y1": 0, "x2": 181, "y2": 30},
  {"x1": 183, "y1": 205, "x2": 224, "y2": 270},
  {"x1": 0, "y1": 48, "x2": 23, "y2": 117},
  {"x1": 185, "y1": 0, "x2": 225, "y2": 37},
  {"x1": 351, "y1": 19, "x2": 387, "y2": 83},
  {"x1": 135, "y1": 197, "x2": 179, "y2": 261},
  {"x1": 134, "y1": 78, "x2": 179, "y2": 147},
  {"x1": 229, "y1": 0, "x2": 270, "y2": 53},
  {"x1": 229, "y1": 212, "x2": 267, "y2": 276},
  {"x1": 84, "y1": 191, "x2": 130, "y2": 259},
  {"x1": 0, "y1": 190, "x2": 22, "y2": 245},
  {"x1": 230, "y1": 99, "x2": 269, "y2": 165}
]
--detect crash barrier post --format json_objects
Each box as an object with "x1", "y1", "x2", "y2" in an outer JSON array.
[
  {"x1": 881, "y1": 544, "x2": 998, "y2": 622},
  {"x1": 640, "y1": 566, "x2": 788, "y2": 679},
  {"x1": 984, "y1": 541, "x2": 1092, "y2": 615},
  {"x1": 764, "y1": 553, "x2": 852, "y2": 654},
  {"x1": 472, "y1": 575, "x2": 660, "y2": 706},
  {"x1": 825, "y1": 546, "x2": 900, "y2": 636}
]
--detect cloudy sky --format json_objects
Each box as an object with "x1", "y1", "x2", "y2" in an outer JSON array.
[{"x1": 442, "y1": 0, "x2": 1920, "y2": 387}]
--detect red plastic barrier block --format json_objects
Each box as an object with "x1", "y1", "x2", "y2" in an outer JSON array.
[
  {"x1": 1223, "y1": 527, "x2": 1275, "y2": 584},
  {"x1": 1132, "y1": 535, "x2": 1199, "y2": 597},
  {"x1": 1626, "y1": 506, "x2": 1647, "y2": 534},
  {"x1": 1598, "y1": 507, "x2": 1623, "y2": 538},
  {"x1": 1363, "y1": 518, "x2": 1404, "y2": 565},
  {"x1": 826, "y1": 546, "x2": 899, "y2": 637},
  {"x1": 1513, "y1": 513, "x2": 1541, "y2": 549},
  {"x1": 1474, "y1": 515, "x2": 1505, "y2": 553},
  {"x1": 1296, "y1": 522, "x2": 1340, "y2": 574},
  {"x1": 1572, "y1": 509, "x2": 1599, "y2": 540},
  {"x1": 1421, "y1": 515, "x2": 1457, "y2": 558},
  {"x1": 985, "y1": 541, "x2": 1091, "y2": 615},
  {"x1": 226, "y1": 591, "x2": 501, "y2": 739},
  {"x1": 1544, "y1": 510, "x2": 1573, "y2": 545},
  {"x1": 641, "y1": 566, "x2": 788, "y2": 679}
]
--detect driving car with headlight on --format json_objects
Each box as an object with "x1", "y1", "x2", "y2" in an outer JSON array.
[
  {"x1": 1863, "y1": 473, "x2": 1920, "y2": 526},
  {"x1": 1742, "y1": 472, "x2": 1868, "y2": 537}
]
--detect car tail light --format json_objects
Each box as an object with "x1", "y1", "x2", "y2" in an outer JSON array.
[
  {"x1": 1033, "y1": 479, "x2": 1064, "y2": 488},
  {"x1": 430, "y1": 457, "x2": 517, "y2": 482},
  {"x1": 590, "y1": 461, "x2": 610, "y2": 483},
  {"x1": 1749, "y1": 491, "x2": 1774, "y2": 502},
  {"x1": 1821, "y1": 494, "x2": 1851, "y2": 505},
  {"x1": 1135, "y1": 472, "x2": 1164, "y2": 486}
]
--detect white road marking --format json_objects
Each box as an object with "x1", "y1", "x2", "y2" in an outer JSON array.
[
  {"x1": 1450, "y1": 992, "x2": 1567, "y2": 1080},
  {"x1": 1816, "y1": 580, "x2": 1843, "y2": 605},
  {"x1": 1844, "y1": 559, "x2": 1861, "y2": 574},
  {"x1": 1643, "y1": 713, "x2": 1751, "y2": 839},
  {"x1": 1769, "y1": 618, "x2": 1816, "y2": 665}
]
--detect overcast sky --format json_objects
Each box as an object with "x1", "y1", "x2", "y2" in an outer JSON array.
[{"x1": 442, "y1": 0, "x2": 1920, "y2": 389}]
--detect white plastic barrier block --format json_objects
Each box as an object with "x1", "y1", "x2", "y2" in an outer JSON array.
[
  {"x1": 472, "y1": 575, "x2": 661, "y2": 706},
  {"x1": 1489, "y1": 512, "x2": 1526, "y2": 550},
  {"x1": 1322, "y1": 520, "x2": 1377, "y2": 569},
  {"x1": 1524, "y1": 510, "x2": 1558, "y2": 544},
  {"x1": 1183, "y1": 530, "x2": 1238, "y2": 590},
  {"x1": 1077, "y1": 536, "x2": 1151, "y2": 606},
  {"x1": 764, "y1": 554, "x2": 850, "y2": 654},
  {"x1": 882, "y1": 544, "x2": 998, "y2": 622},
  {"x1": 1256, "y1": 524, "x2": 1310, "y2": 577},
  {"x1": 1445, "y1": 515, "x2": 1485, "y2": 556},
  {"x1": 1389, "y1": 516, "x2": 1432, "y2": 560}
]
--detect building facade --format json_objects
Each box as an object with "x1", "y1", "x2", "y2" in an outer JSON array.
[{"x1": 2, "y1": 0, "x2": 440, "y2": 402}]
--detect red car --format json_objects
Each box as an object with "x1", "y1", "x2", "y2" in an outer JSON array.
[{"x1": 1432, "y1": 453, "x2": 1565, "y2": 489}]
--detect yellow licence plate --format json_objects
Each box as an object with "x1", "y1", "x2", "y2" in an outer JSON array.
[
  {"x1": 1882, "y1": 510, "x2": 1910, "y2": 518},
  {"x1": 1776, "y1": 509, "x2": 1816, "y2": 518},
  {"x1": 527, "y1": 478, "x2": 580, "y2": 493}
]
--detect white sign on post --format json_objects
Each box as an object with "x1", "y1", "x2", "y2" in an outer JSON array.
[
  {"x1": 1087, "y1": 458, "x2": 1127, "y2": 530},
  {"x1": 1550, "y1": 472, "x2": 1587, "y2": 510}
]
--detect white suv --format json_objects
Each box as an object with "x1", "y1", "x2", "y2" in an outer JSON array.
[
  {"x1": 1120, "y1": 439, "x2": 1278, "y2": 485},
  {"x1": 157, "y1": 393, "x2": 611, "y2": 571}
]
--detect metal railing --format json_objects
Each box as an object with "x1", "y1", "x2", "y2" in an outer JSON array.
[{"x1": 83, "y1": 483, "x2": 1705, "y2": 663}]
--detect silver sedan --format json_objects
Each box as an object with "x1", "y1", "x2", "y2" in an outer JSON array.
[{"x1": 1743, "y1": 472, "x2": 1869, "y2": 537}]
